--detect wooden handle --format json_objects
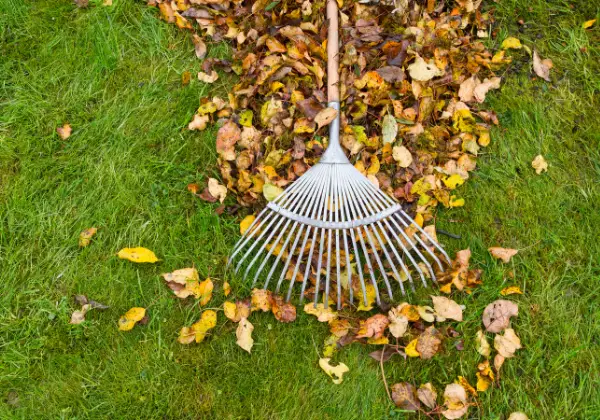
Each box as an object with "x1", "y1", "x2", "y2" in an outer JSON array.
[{"x1": 327, "y1": 0, "x2": 339, "y2": 102}]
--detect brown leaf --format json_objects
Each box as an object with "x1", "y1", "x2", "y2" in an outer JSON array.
[
  {"x1": 356, "y1": 314, "x2": 389, "y2": 339},
  {"x1": 482, "y1": 299, "x2": 519, "y2": 333},
  {"x1": 431, "y1": 296, "x2": 463, "y2": 321},
  {"x1": 296, "y1": 97, "x2": 324, "y2": 119},
  {"x1": 192, "y1": 34, "x2": 207, "y2": 59},
  {"x1": 391, "y1": 382, "x2": 420, "y2": 411},
  {"x1": 489, "y1": 247, "x2": 518, "y2": 263},
  {"x1": 441, "y1": 383, "x2": 469, "y2": 419},
  {"x1": 314, "y1": 107, "x2": 338, "y2": 130},
  {"x1": 269, "y1": 295, "x2": 297, "y2": 323},
  {"x1": 368, "y1": 346, "x2": 406, "y2": 362},
  {"x1": 376, "y1": 66, "x2": 405, "y2": 83},
  {"x1": 494, "y1": 328, "x2": 522, "y2": 358},
  {"x1": 417, "y1": 383, "x2": 438, "y2": 409},
  {"x1": 216, "y1": 120, "x2": 241, "y2": 160},
  {"x1": 79, "y1": 227, "x2": 97, "y2": 247},
  {"x1": 416, "y1": 326, "x2": 442, "y2": 359}
]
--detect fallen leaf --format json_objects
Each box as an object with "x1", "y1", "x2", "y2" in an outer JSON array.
[
  {"x1": 314, "y1": 107, "x2": 338, "y2": 130},
  {"x1": 178, "y1": 310, "x2": 217, "y2": 344},
  {"x1": 431, "y1": 296, "x2": 463, "y2": 321},
  {"x1": 508, "y1": 413, "x2": 529, "y2": 420},
  {"x1": 198, "y1": 70, "x2": 219, "y2": 83},
  {"x1": 391, "y1": 382, "x2": 420, "y2": 411},
  {"x1": 192, "y1": 34, "x2": 207, "y2": 59},
  {"x1": 494, "y1": 353, "x2": 506, "y2": 372},
  {"x1": 582, "y1": 19, "x2": 596, "y2": 29},
  {"x1": 405, "y1": 338, "x2": 420, "y2": 357},
  {"x1": 532, "y1": 50, "x2": 552, "y2": 82},
  {"x1": 488, "y1": 247, "x2": 518, "y2": 263},
  {"x1": 263, "y1": 183, "x2": 283, "y2": 201},
  {"x1": 236, "y1": 317, "x2": 254, "y2": 353},
  {"x1": 441, "y1": 383, "x2": 469, "y2": 419},
  {"x1": 482, "y1": 300, "x2": 519, "y2": 333},
  {"x1": 476, "y1": 360, "x2": 494, "y2": 392},
  {"x1": 531, "y1": 154, "x2": 548, "y2": 174},
  {"x1": 239, "y1": 215, "x2": 256, "y2": 235},
  {"x1": 356, "y1": 314, "x2": 389, "y2": 339},
  {"x1": 74, "y1": 0, "x2": 89, "y2": 7},
  {"x1": 79, "y1": 227, "x2": 97, "y2": 247},
  {"x1": 270, "y1": 295, "x2": 297, "y2": 323},
  {"x1": 494, "y1": 328, "x2": 522, "y2": 358},
  {"x1": 70, "y1": 304, "x2": 91, "y2": 325},
  {"x1": 251, "y1": 288, "x2": 272, "y2": 312},
  {"x1": 162, "y1": 267, "x2": 204, "y2": 299},
  {"x1": 223, "y1": 281, "x2": 231, "y2": 296},
  {"x1": 56, "y1": 124, "x2": 72, "y2": 140},
  {"x1": 224, "y1": 300, "x2": 251, "y2": 322},
  {"x1": 304, "y1": 303, "x2": 338, "y2": 322},
  {"x1": 102, "y1": 0, "x2": 112, "y2": 6},
  {"x1": 382, "y1": 113, "x2": 398, "y2": 144},
  {"x1": 407, "y1": 55, "x2": 444, "y2": 81},
  {"x1": 475, "y1": 330, "x2": 491, "y2": 357},
  {"x1": 392, "y1": 145, "x2": 413, "y2": 167},
  {"x1": 208, "y1": 178, "x2": 227, "y2": 203},
  {"x1": 417, "y1": 383, "x2": 438, "y2": 409},
  {"x1": 501, "y1": 37, "x2": 522, "y2": 49},
  {"x1": 197, "y1": 278, "x2": 214, "y2": 305},
  {"x1": 500, "y1": 286, "x2": 523, "y2": 296},
  {"x1": 357, "y1": 284, "x2": 376, "y2": 311},
  {"x1": 117, "y1": 247, "x2": 159, "y2": 263},
  {"x1": 216, "y1": 120, "x2": 241, "y2": 161},
  {"x1": 188, "y1": 114, "x2": 210, "y2": 131},
  {"x1": 318, "y1": 358, "x2": 349, "y2": 384},
  {"x1": 329, "y1": 319, "x2": 352, "y2": 337},
  {"x1": 118, "y1": 307, "x2": 146, "y2": 331},
  {"x1": 416, "y1": 326, "x2": 443, "y2": 359},
  {"x1": 368, "y1": 346, "x2": 405, "y2": 362},
  {"x1": 388, "y1": 307, "x2": 409, "y2": 338}
]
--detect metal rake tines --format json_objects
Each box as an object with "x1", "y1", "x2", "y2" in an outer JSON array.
[{"x1": 227, "y1": 162, "x2": 452, "y2": 309}]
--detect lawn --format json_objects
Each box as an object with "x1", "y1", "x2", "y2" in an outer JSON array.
[{"x1": 1, "y1": 0, "x2": 599, "y2": 418}]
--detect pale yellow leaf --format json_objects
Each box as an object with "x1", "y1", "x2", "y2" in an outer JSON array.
[
  {"x1": 531, "y1": 154, "x2": 548, "y2": 174},
  {"x1": 318, "y1": 358, "x2": 349, "y2": 384},
  {"x1": 488, "y1": 247, "x2": 518, "y2": 263},
  {"x1": 208, "y1": 178, "x2": 227, "y2": 203},
  {"x1": 236, "y1": 317, "x2": 254, "y2": 353}
]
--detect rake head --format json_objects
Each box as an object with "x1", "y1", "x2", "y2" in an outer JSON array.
[{"x1": 227, "y1": 155, "x2": 452, "y2": 310}]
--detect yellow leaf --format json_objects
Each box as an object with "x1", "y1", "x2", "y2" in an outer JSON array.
[
  {"x1": 488, "y1": 247, "x2": 518, "y2": 263},
  {"x1": 239, "y1": 110, "x2": 253, "y2": 127},
  {"x1": 366, "y1": 156, "x2": 380, "y2": 175},
  {"x1": 223, "y1": 281, "x2": 231, "y2": 296},
  {"x1": 500, "y1": 286, "x2": 523, "y2": 296},
  {"x1": 319, "y1": 358, "x2": 349, "y2": 384},
  {"x1": 224, "y1": 300, "x2": 250, "y2": 322},
  {"x1": 117, "y1": 247, "x2": 159, "y2": 263},
  {"x1": 414, "y1": 213, "x2": 424, "y2": 227},
  {"x1": 56, "y1": 123, "x2": 72, "y2": 140},
  {"x1": 79, "y1": 227, "x2": 97, "y2": 247},
  {"x1": 323, "y1": 335, "x2": 340, "y2": 357},
  {"x1": 161, "y1": 267, "x2": 203, "y2": 299},
  {"x1": 405, "y1": 338, "x2": 420, "y2": 357},
  {"x1": 583, "y1": 19, "x2": 596, "y2": 29},
  {"x1": 449, "y1": 196, "x2": 465, "y2": 207},
  {"x1": 501, "y1": 37, "x2": 522, "y2": 50},
  {"x1": 208, "y1": 178, "x2": 227, "y2": 203},
  {"x1": 475, "y1": 330, "x2": 491, "y2": 357},
  {"x1": 531, "y1": 154, "x2": 548, "y2": 174},
  {"x1": 304, "y1": 303, "x2": 338, "y2": 322},
  {"x1": 443, "y1": 174, "x2": 465, "y2": 190},
  {"x1": 251, "y1": 289, "x2": 272, "y2": 312},
  {"x1": 118, "y1": 307, "x2": 146, "y2": 331},
  {"x1": 357, "y1": 284, "x2": 376, "y2": 311},
  {"x1": 197, "y1": 278, "x2": 213, "y2": 305},
  {"x1": 189, "y1": 310, "x2": 217, "y2": 343},
  {"x1": 263, "y1": 183, "x2": 283, "y2": 201},
  {"x1": 198, "y1": 70, "x2": 219, "y2": 83},
  {"x1": 314, "y1": 107, "x2": 338, "y2": 130},
  {"x1": 240, "y1": 215, "x2": 256, "y2": 235},
  {"x1": 236, "y1": 317, "x2": 254, "y2": 353},
  {"x1": 367, "y1": 336, "x2": 389, "y2": 345}
]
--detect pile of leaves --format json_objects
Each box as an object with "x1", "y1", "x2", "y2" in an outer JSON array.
[{"x1": 151, "y1": 0, "x2": 520, "y2": 222}]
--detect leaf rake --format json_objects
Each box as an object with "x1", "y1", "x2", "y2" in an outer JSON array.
[{"x1": 228, "y1": 0, "x2": 451, "y2": 309}]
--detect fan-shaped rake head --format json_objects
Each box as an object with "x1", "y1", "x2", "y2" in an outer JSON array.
[{"x1": 227, "y1": 161, "x2": 451, "y2": 309}]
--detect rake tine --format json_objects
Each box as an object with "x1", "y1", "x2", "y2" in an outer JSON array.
[
  {"x1": 338, "y1": 166, "x2": 367, "y2": 306},
  {"x1": 333, "y1": 165, "x2": 343, "y2": 309},
  {"x1": 245, "y1": 218, "x2": 291, "y2": 282},
  {"x1": 313, "y1": 165, "x2": 334, "y2": 306},
  {"x1": 262, "y1": 221, "x2": 299, "y2": 289},
  {"x1": 275, "y1": 223, "x2": 305, "y2": 294},
  {"x1": 342, "y1": 224, "x2": 353, "y2": 304},
  {"x1": 396, "y1": 210, "x2": 452, "y2": 265},
  {"x1": 228, "y1": 207, "x2": 272, "y2": 266},
  {"x1": 235, "y1": 213, "x2": 284, "y2": 273}
]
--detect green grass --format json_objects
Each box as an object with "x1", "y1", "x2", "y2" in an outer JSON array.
[{"x1": 1, "y1": 0, "x2": 599, "y2": 418}]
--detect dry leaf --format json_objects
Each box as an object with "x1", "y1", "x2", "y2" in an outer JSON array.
[
  {"x1": 407, "y1": 55, "x2": 444, "y2": 81},
  {"x1": 391, "y1": 382, "x2": 420, "y2": 411},
  {"x1": 79, "y1": 227, "x2": 97, "y2": 247},
  {"x1": 533, "y1": 50, "x2": 552, "y2": 82},
  {"x1": 162, "y1": 268, "x2": 203, "y2": 299},
  {"x1": 392, "y1": 145, "x2": 413, "y2": 167},
  {"x1": 508, "y1": 413, "x2": 529, "y2": 420},
  {"x1": 117, "y1": 247, "x2": 159, "y2": 263},
  {"x1": 208, "y1": 178, "x2": 227, "y2": 203},
  {"x1": 476, "y1": 360, "x2": 494, "y2": 392},
  {"x1": 494, "y1": 353, "x2": 506, "y2": 372},
  {"x1": 263, "y1": 183, "x2": 283, "y2": 201},
  {"x1": 178, "y1": 310, "x2": 217, "y2": 344},
  {"x1": 188, "y1": 114, "x2": 210, "y2": 131},
  {"x1": 70, "y1": 304, "x2": 91, "y2": 325},
  {"x1": 198, "y1": 70, "x2": 219, "y2": 83},
  {"x1": 500, "y1": 286, "x2": 523, "y2": 296},
  {"x1": 318, "y1": 358, "x2": 349, "y2": 384},
  {"x1": 489, "y1": 247, "x2": 518, "y2": 263},
  {"x1": 441, "y1": 383, "x2": 469, "y2": 419},
  {"x1": 475, "y1": 330, "x2": 491, "y2": 357},
  {"x1": 416, "y1": 326, "x2": 442, "y2": 359},
  {"x1": 583, "y1": 19, "x2": 596, "y2": 29},
  {"x1": 270, "y1": 295, "x2": 297, "y2": 323},
  {"x1": 388, "y1": 307, "x2": 409, "y2": 338},
  {"x1": 494, "y1": 328, "x2": 522, "y2": 358},
  {"x1": 382, "y1": 113, "x2": 398, "y2": 144},
  {"x1": 482, "y1": 300, "x2": 519, "y2": 333},
  {"x1": 417, "y1": 383, "x2": 438, "y2": 409},
  {"x1": 405, "y1": 338, "x2": 420, "y2": 357},
  {"x1": 196, "y1": 278, "x2": 213, "y2": 305},
  {"x1": 431, "y1": 296, "x2": 463, "y2": 321},
  {"x1": 531, "y1": 155, "x2": 548, "y2": 174},
  {"x1": 192, "y1": 34, "x2": 207, "y2": 59},
  {"x1": 118, "y1": 307, "x2": 146, "y2": 331},
  {"x1": 501, "y1": 37, "x2": 522, "y2": 49},
  {"x1": 56, "y1": 124, "x2": 72, "y2": 140},
  {"x1": 251, "y1": 288, "x2": 272, "y2": 312},
  {"x1": 236, "y1": 317, "x2": 254, "y2": 353},
  {"x1": 314, "y1": 107, "x2": 338, "y2": 130},
  {"x1": 357, "y1": 284, "x2": 376, "y2": 311},
  {"x1": 304, "y1": 303, "x2": 338, "y2": 322},
  {"x1": 240, "y1": 215, "x2": 255, "y2": 234},
  {"x1": 223, "y1": 281, "x2": 231, "y2": 296},
  {"x1": 329, "y1": 319, "x2": 352, "y2": 337},
  {"x1": 224, "y1": 300, "x2": 251, "y2": 322},
  {"x1": 356, "y1": 314, "x2": 389, "y2": 339}
]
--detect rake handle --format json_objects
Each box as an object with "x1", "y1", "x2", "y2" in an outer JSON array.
[{"x1": 326, "y1": 0, "x2": 339, "y2": 103}]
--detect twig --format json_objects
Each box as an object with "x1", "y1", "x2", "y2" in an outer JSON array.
[
  {"x1": 436, "y1": 228, "x2": 461, "y2": 239},
  {"x1": 380, "y1": 344, "x2": 393, "y2": 403}
]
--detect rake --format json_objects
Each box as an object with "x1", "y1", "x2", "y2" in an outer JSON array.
[{"x1": 228, "y1": 0, "x2": 451, "y2": 309}]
